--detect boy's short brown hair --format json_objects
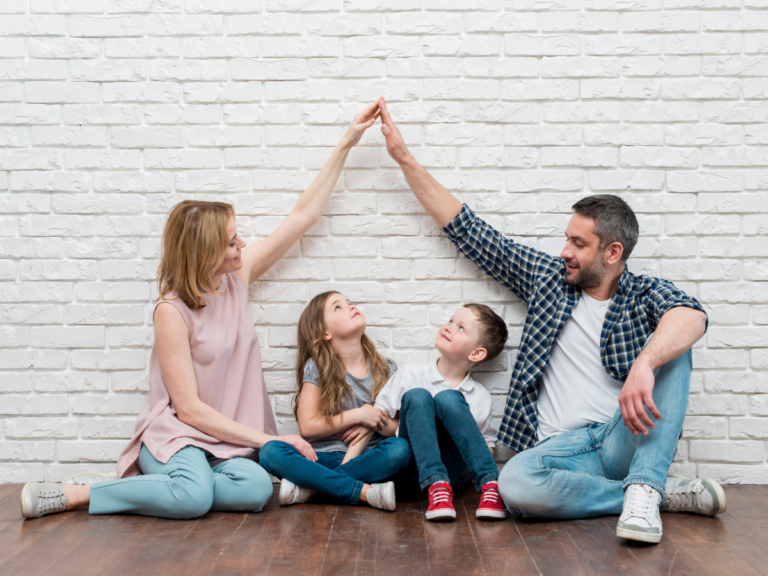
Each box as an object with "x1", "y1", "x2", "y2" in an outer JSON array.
[{"x1": 463, "y1": 303, "x2": 508, "y2": 362}]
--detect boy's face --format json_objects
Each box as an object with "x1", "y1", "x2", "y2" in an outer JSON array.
[{"x1": 435, "y1": 306, "x2": 486, "y2": 363}]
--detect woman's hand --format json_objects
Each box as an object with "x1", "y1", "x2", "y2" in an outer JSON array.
[
  {"x1": 354, "y1": 404, "x2": 388, "y2": 428},
  {"x1": 339, "y1": 424, "x2": 372, "y2": 447},
  {"x1": 274, "y1": 435, "x2": 318, "y2": 462},
  {"x1": 340, "y1": 99, "x2": 381, "y2": 149}
]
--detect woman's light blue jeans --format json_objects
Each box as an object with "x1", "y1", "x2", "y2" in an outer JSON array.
[
  {"x1": 499, "y1": 346, "x2": 692, "y2": 519},
  {"x1": 89, "y1": 444, "x2": 273, "y2": 520}
]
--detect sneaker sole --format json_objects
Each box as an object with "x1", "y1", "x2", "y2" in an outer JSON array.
[
  {"x1": 476, "y1": 509, "x2": 507, "y2": 520},
  {"x1": 702, "y1": 478, "x2": 727, "y2": 516},
  {"x1": 425, "y1": 509, "x2": 456, "y2": 521},
  {"x1": 616, "y1": 525, "x2": 662, "y2": 544},
  {"x1": 20, "y1": 483, "x2": 30, "y2": 519}
]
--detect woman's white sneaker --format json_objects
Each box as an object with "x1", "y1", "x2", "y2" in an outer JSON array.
[
  {"x1": 21, "y1": 482, "x2": 68, "y2": 519},
  {"x1": 664, "y1": 477, "x2": 726, "y2": 516},
  {"x1": 365, "y1": 481, "x2": 396, "y2": 511},
  {"x1": 278, "y1": 478, "x2": 313, "y2": 506},
  {"x1": 616, "y1": 484, "x2": 663, "y2": 543}
]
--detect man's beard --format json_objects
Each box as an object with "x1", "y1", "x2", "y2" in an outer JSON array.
[{"x1": 564, "y1": 257, "x2": 606, "y2": 289}]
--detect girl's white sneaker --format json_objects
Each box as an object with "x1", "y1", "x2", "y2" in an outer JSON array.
[
  {"x1": 365, "y1": 481, "x2": 396, "y2": 511},
  {"x1": 278, "y1": 478, "x2": 312, "y2": 506}
]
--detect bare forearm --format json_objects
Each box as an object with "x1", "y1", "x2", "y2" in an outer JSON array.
[
  {"x1": 180, "y1": 401, "x2": 273, "y2": 449},
  {"x1": 399, "y1": 155, "x2": 463, "y2": 228},
  {"x1": 298, "y1": 408, "x2": 362, "y2": 441},
  {"x1": 292, "y1": 141, "x2": 351, "y2": 222},
  {"x1": 341, "y1": 430, "x2": 373, "y2": 464},
  {"x1": 377, "y1": 415, "x2": 399, "y2": 438},
  {"x1": 635, "y1": 307, "x2": 707, "y2": 370}
]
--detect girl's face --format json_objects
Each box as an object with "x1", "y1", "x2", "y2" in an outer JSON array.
[
  {"x1": 323, "y1": 293, "x2": 367, "y2": 342},
  {"x1": 214, "y1": 216, "x2": 246, "y2": 277}
]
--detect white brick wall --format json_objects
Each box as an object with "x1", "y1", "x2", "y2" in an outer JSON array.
[{"x1": 1, "y1": 0, "x2": 767, "y2": 485}]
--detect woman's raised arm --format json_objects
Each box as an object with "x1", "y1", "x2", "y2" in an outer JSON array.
[{"x1": 238, "y1": 99, "x2": 381, "y2": 286}]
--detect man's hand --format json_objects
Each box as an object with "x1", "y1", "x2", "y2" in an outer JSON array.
[
  {"x1": 379, "y1": 98, "x2": 411, "y2": 165},
  {"x1": 619, "y1": 360, "x2": 661, "y2": 436}
]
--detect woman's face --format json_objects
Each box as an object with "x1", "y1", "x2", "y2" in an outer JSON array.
[
  {"x1": 214, "y1": 216, "x2": 246, "y2": 277},
  {"x1": 323, "y1": 293, "x2": 366, "y2": 342}
]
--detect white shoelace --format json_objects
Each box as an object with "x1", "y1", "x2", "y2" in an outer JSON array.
[
  {"x1": 430, "y1": 485, "x2": 451, "y2": 505},
  {"x1": 480, "y1": 486, "x2": 500, "y2": 506},
  {"x1": 625, "y1": 485, "x2": 657, "y2": 519},
  {"x1": 665, "y1": 484, "x2": 703, "y2": 511}
]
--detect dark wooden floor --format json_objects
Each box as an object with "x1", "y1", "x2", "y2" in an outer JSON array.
[{"x1": 1, "y1": 483, "x2": 767, "y2": 576}]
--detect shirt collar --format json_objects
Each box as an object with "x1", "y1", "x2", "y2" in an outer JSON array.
[{"x1": 430, "y1": 358, "x2": 476, "y2": 391}]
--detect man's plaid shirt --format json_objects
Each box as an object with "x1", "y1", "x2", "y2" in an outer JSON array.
[{"x1": 443, "y1": 205, "x2": 707, "y2": 454}]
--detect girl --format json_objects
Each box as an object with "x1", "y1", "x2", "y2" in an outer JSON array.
[
  {"x1": 259, "y1": 291, "x2": 412, "y2": 510},
  {"x1": 20, "y1": 101, "x2": 381, "y2": 521}
]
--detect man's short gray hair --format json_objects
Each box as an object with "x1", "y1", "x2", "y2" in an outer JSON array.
[{"x1": 572, "y1": 195, "x2": 639, "y2": 262}]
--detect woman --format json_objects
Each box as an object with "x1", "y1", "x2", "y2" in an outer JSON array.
[{"x1": 20, "y1": 100, "x2": 382, "y2": 520}]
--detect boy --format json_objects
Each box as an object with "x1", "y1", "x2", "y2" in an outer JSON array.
[{"x1": 374, "y1": 303, "x2": 508, "y2": 521}]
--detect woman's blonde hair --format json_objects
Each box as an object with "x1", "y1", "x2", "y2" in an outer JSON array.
[
  {"x1": 293, "y1": 291, "x2": 391, "y2": 422},
  {"x1": 157, "y1": 200, "x2": 235, "y2": 310}
]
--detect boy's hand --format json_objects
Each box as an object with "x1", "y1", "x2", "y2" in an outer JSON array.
[{"x1": 339, "y1": 424, "x2": 371, "y2": 446}]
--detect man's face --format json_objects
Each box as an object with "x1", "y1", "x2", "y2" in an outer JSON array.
[{"x1": 560, "y1": 213, "x2": 606, "y2": 289}]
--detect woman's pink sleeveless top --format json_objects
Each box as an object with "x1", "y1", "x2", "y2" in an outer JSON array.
[{"x1": 116, "y1": 272, "x2": 277, "y2": 478}]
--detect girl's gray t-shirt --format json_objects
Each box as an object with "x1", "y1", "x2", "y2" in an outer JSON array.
[{"x1": 302, "y1": 357, "x2": 397, "y2": 454}]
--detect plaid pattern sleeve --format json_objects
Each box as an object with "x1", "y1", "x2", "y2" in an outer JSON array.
[
  {"x1": 643, "y1": 277, "x2": 708, "y2": 330},
  {"x1": 442, "y1": 204, "x2": 559, "y2": 303}
]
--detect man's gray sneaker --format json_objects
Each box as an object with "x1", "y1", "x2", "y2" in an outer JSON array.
[
  {"x1": 62, "y1": 471, "x2": 118, "y2": 486},
  {"x1": 665, "y1": 476, "x2": 726, "y2": 517},
  {"x1": 616, "y1": 484, "x2": 663, "y2": 544},
  {"x1": 21, "y1": 482, "x2": 68, "y2": 519}
]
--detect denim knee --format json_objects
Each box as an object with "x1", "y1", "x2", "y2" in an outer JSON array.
[
  {"x1": 386, "y1": 437, "x2": 413, "y2": 470},
  {"x1": 498, "y1": 454, "x2": 540, "y2": 515},
  {"x1": 227, "y1": 459, "x2": 274, "y2": 512},
  {"x1": 257, "y1": 440, "x2": 291, "y2": 478},
  {"x1": 172, "y1": 475, "x2": 215, "y2": 519},
  {"x1": 402, "y1": 387, "x2": 434, "y2": 411},
  {"x1": 433, "y1": 389, "x2": 469, "y2": 417}
]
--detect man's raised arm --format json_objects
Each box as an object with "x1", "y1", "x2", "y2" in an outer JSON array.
[{"x1": 379, "y1": 99, "x2": 463, "y2": 228}]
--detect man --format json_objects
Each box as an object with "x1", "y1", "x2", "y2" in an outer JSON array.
[{"x1": 377, "y1": 99, "x2": 725, "y2": 543}]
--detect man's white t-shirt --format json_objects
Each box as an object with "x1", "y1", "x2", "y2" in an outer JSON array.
[{"x1": 536, "y1": 291, "x2": 625, "y2": 443}]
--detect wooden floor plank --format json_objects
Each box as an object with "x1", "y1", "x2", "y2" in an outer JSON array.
[
  {"x1": 0, "y1": 511, "x2": 73, "y2": 565},
  {"x1": 320, "y1": 505, "x2": 379, "y2": 576},
  {"x1": 0, "y1": 484, "x2": 21, "y2": 505},
  {"x1": 423, "y1": 488, "x2": 486, "y2": 576},
  {"x1": 0, "y1": 486, "x2": 24, "y2": 534},
  {"x1": 0, "y1": 512, "x2": 112, "y2": 576},
  {"x1": 266, "y1": 503, "x2": 337, "y2": 576},
  {"x1": 376, "y1": 496, "x2": 431, "y2": 576},
  {"x1": 561, "y1": 517, "x2": 651, "y2": 576},
  {"x1": 516, "y1": 519, "x2": 596, "y2": 576},
  {"x1": 210, "y1": 493, "x2": 291, "y2": 576},
  {"x1": 153, "y1": 512, "x2": 246, "y2": 576},
  {"x1": 43, "y1": 515, "x2": 152, "y2": 576},
  {"x1": 460, "y1": 492, "x2": 540, "y2": 576},
  {"x1": 97, "y1": 516, "x2": 197, "y2": 576},
  {"x1": 690, "y1": 513, "x2": 768, "y2": 576}
]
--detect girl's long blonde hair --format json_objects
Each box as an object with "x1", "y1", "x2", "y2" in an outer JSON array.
[
  {"x1": 293, "y1": 291, "x2": 391, "y2": 422},
  {"x1": 157, "y1": 200, "x2": 235, "y2": 310}
]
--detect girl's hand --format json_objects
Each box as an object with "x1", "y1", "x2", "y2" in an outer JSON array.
[
  {"x1": 355, "y1": 404, "x2": 388, "y2": 428},
  {"x1": 275, "y1": 435, "x2": 317, "y2": 462},
  {"x1": 339, "y1": 424, "x2": 372, "y2": 446},
  {"x1": 341, "y1": 99, "x2": 381, "y2": 149}
]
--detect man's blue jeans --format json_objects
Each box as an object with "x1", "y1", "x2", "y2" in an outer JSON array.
[
  {"x1": 397, "y1": 388, "x2": 499, "y2": 494},
  {"x1": 498, "y1": 346, "x2": 692, "y2": 519},
  {"x1": 259, "y1": 437, "x2": 412, "y2": 505}
]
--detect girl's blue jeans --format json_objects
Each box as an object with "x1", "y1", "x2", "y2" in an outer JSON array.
[
  {"x1": 498, "y1": 346, "x2": 692, "y2": 519},
  {"x1": 258, "y1": 437, "x2": 412, "y2": 505}
]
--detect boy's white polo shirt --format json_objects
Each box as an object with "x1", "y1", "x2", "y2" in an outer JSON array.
[{"x1": 374, "y1": 359, "x2": 497, "y2": 448}]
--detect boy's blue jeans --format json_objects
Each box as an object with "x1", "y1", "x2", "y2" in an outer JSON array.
[
  {"x1": 259, "y1": 437, "x2": 411, "y2": 505},
  {"x1": 498, "y1": 346, "x2": 692, "y2": 519},
  {"x1": 397, "y1": 388, "x2": 499, "y2": 494}
]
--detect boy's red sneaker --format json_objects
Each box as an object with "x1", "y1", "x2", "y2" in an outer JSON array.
[
  {"x1": 426, "y1": 481, "x2": 456, "y2": 521},
  {"x1": 476, "y1": 482, "x2": 507, "y2": 520}
]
